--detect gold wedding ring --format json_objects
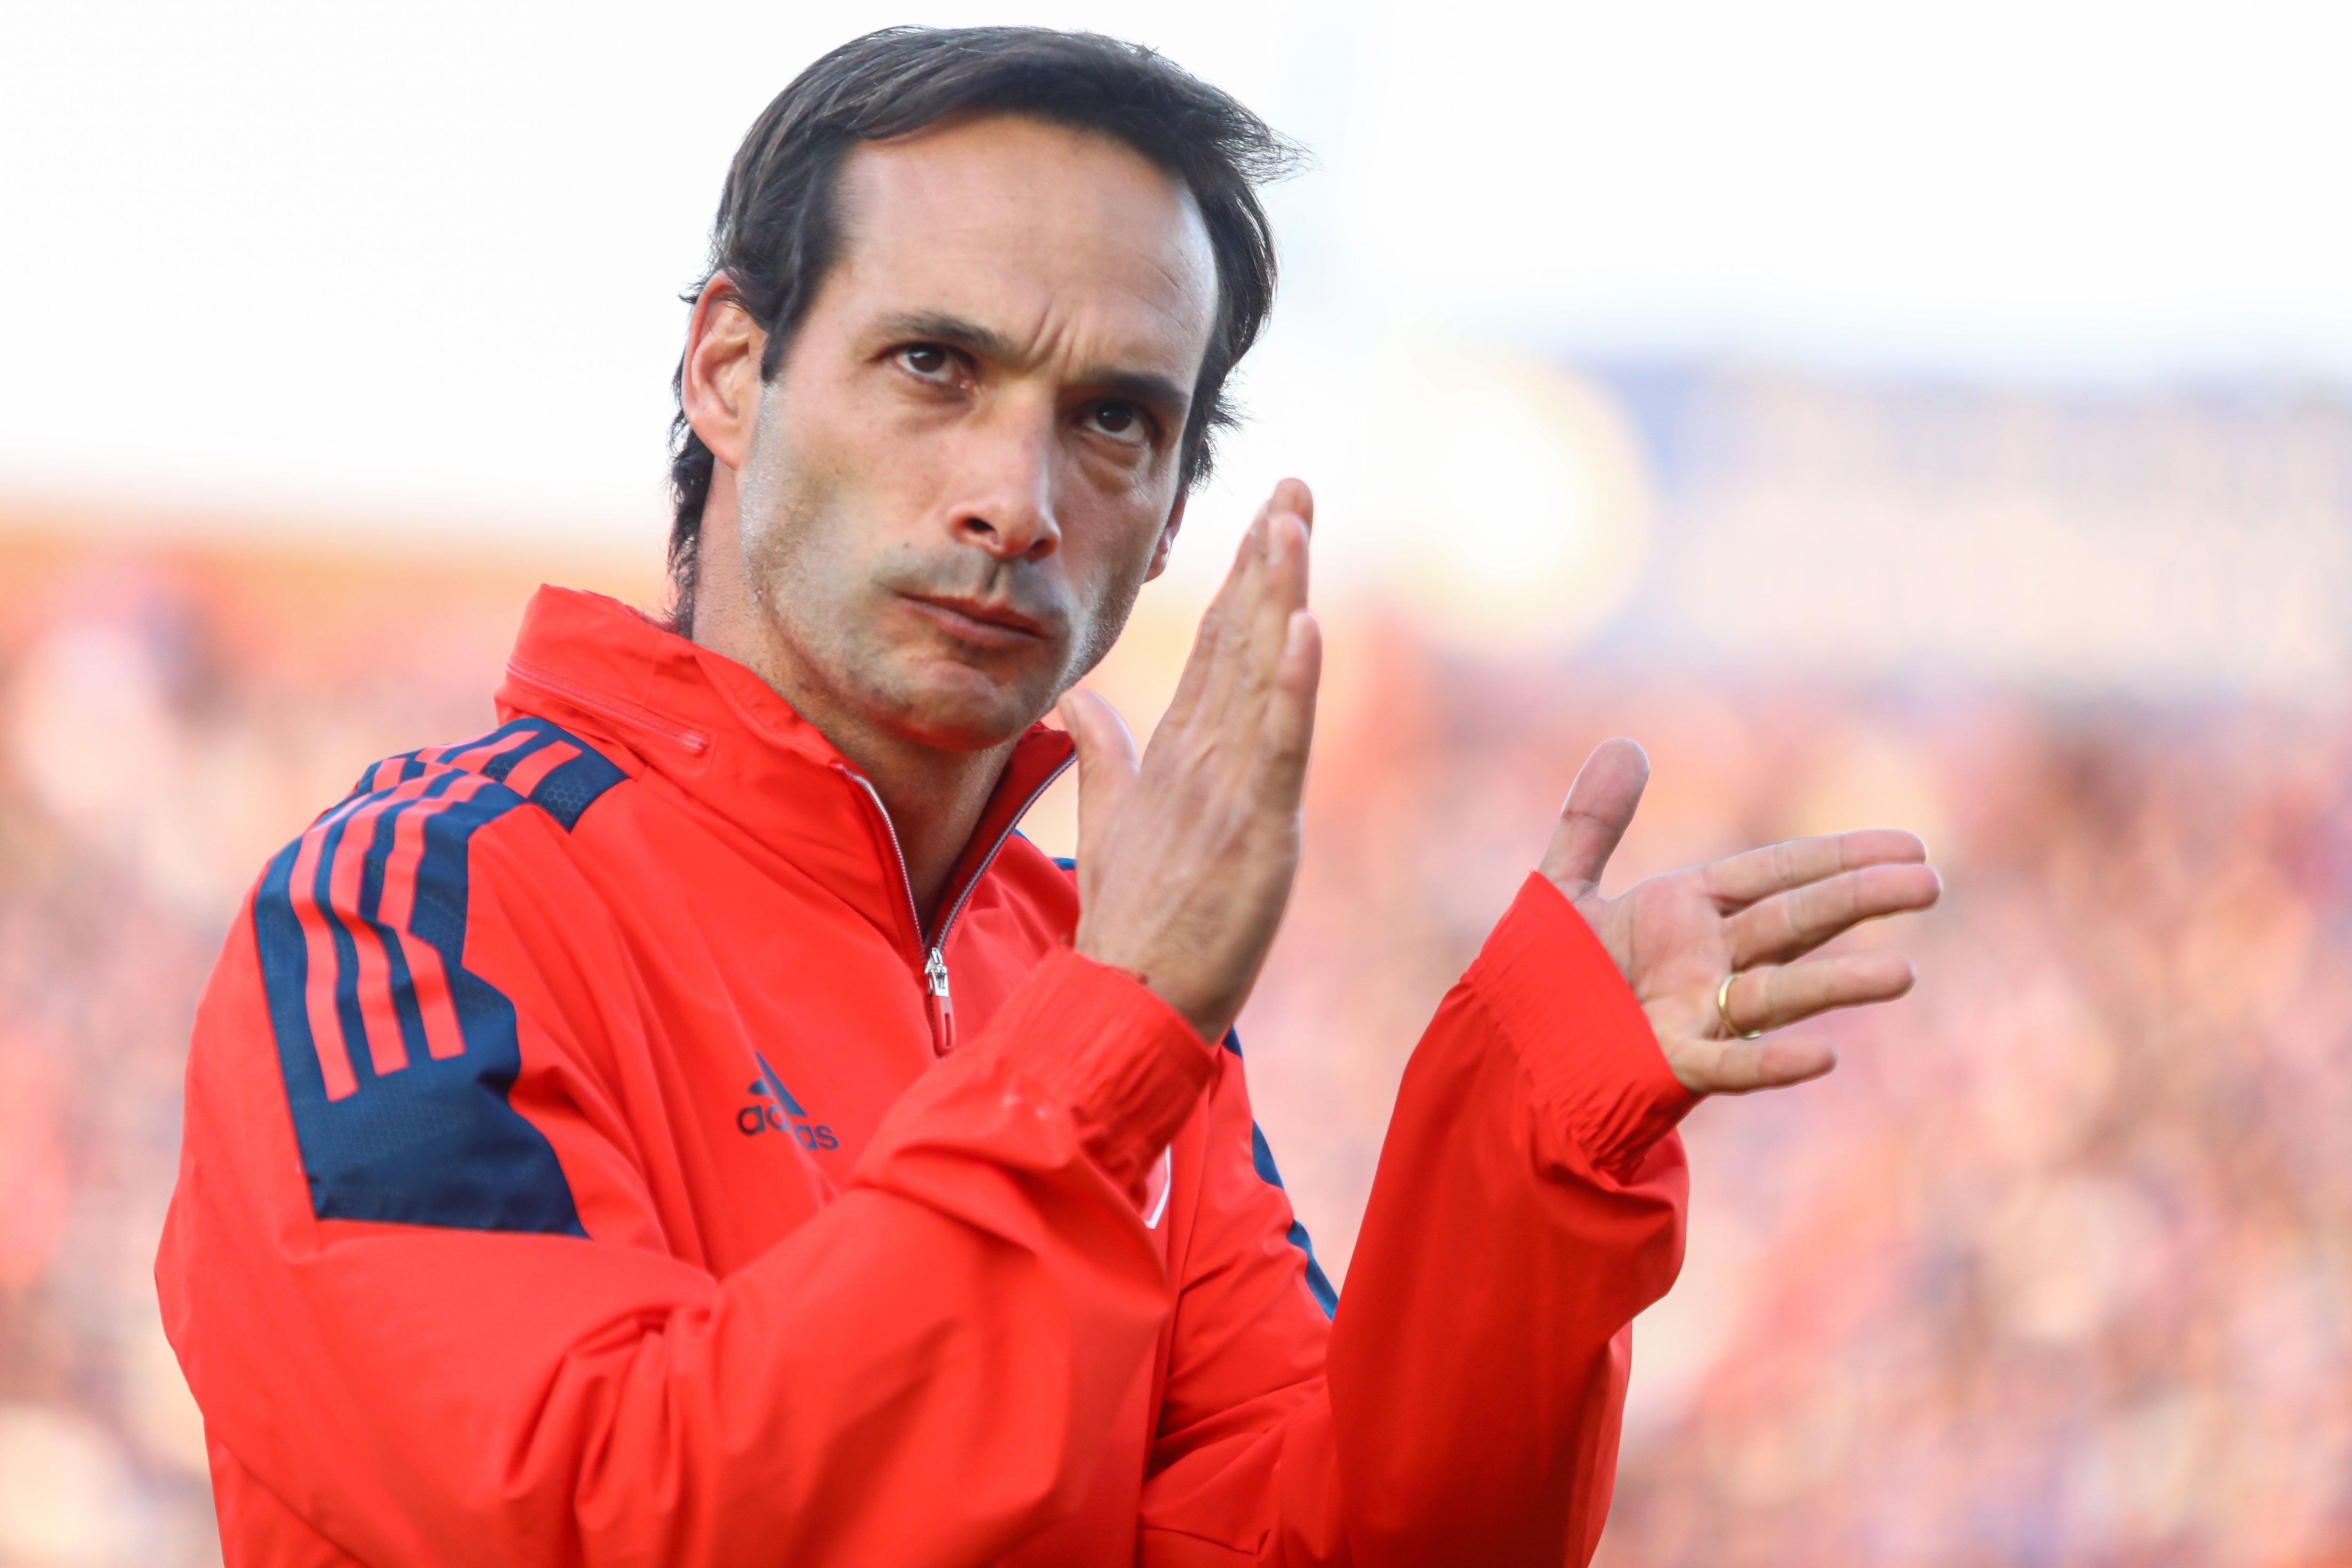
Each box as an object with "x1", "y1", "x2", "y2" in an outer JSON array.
[{"x1": 1717, "y1": 971, "x2": 1764, "y2": 1040}]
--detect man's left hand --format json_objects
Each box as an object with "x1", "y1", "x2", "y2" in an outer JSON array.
[{"x1": 1538, "y1": 738, "x2": 1942, "y2": 1096}]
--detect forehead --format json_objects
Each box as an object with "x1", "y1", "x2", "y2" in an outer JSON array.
[{"x1": 829, "y1": 114, "x2": 1218, "y2": 374}]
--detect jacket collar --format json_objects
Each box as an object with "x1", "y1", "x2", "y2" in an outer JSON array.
[{"x1": 494, "y1": 585, "x2": 1073, "y2": 957}]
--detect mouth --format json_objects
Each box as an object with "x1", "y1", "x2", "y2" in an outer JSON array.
[{"x1": 899, "y1": 592, "x2": 1051, "y2": 648}]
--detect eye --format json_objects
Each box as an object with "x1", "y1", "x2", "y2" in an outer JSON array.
[
  {"x1": 1085, "y1": 401, "x2": 1151, "y2": 444},
  {"x1": 895, "y1": 344, "x2": 957, "y2": 382}
]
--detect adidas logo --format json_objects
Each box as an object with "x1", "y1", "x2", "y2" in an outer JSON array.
[{"x1": 737, "y1": 1053, "x2": 839, "y2": 1150}]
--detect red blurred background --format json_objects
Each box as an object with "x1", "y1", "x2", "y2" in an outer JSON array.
[{"x1": 4, "y1": 362, "x2": 2348, "y2": 1564}]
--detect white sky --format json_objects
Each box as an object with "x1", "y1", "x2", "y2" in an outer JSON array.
[{"x1": 4, "y1": 0, "x2": 2350, "y2": 546}]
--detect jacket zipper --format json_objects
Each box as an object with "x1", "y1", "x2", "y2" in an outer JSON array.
[
  {"x1": 842, "y1": 755, "x2": 1074, "y2": 1056},
  {"x1": 923, "y1": 947, "x2": 955, "y2": 1056}
]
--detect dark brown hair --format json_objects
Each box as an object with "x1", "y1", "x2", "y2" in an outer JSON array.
[{"x1": 665, "y1": 25, "x2": 1295, "y2": 629}]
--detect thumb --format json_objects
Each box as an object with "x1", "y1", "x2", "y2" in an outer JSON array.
[
  {"x1": 1539, "y1": 738, "x2": 1650, "y2": 896},
  {"x1": 1057, "y1": 688, "x2": 1139, "y2": 868}
]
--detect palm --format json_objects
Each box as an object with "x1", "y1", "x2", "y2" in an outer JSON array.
[
  {"x1": 1586, "y1": 871, "x2": 1732, "y2": 1023},
  {"x1": 1542, "y1": 740, "x2": 1941, "y2": 1096}
]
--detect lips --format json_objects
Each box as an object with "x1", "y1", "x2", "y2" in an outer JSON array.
[{"x1": 902, "y1": 593, "x2": 1050, "y2": 644}]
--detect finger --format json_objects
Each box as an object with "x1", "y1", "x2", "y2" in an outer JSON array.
[
  {"x1": 1159, "y1": 509, "x2": 1269, "y2": 735},
  {"x1": 1699, "y1": 829, "x2": 1928, "y2": 911},
  {"x1": 1536, "y1": 739, "x2": 1650, "y2": 895},
  {"x1": 1056, "y1": 688, "x2": 1139, "y2": 868},
  {"x1": 1253, "y1": 609, "x2": 1322, "y2": 811},
  {"x1": 1230, "y1": 509, "x2": 1312, "y2": 741},
  {"x1": 1725, "y1": 862, "x2": 1943, "y2": 968},
  {"x1": 1672, "y1": 1034, "x2": 1840, "y2": 1096},
  {"x1": 1269, "y1": 477, "x2": 1314, "y2": 533},
  {"x1": 1187, "y1": 509, "x2": 1282, "y2": 738},
  {"x1": 1719, "y1": 950, "x2": 1916, "y2": 1035}
]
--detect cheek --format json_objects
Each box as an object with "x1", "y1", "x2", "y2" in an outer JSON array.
[
  {"x1": 1089, "y1": 492, "x2": 1175, "y2": 589},
  {"x1": 739, "y1": 442, "x2": 866, "y2": 630},
  {"x1": 1061, "y1": 504, "x2": 1168, "y2": 649}
]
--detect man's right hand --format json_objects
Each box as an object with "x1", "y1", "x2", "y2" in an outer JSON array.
[{"x1": 1057, "y1": 479, "x2": 1322, "y2": 1045}]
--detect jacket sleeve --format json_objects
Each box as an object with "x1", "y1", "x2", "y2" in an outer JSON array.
[
  {"x1": 155, "y1": 810, "x2": 1216, "y2": 1568},
  {"x1": 1136, "y1": 872, "x2": 1695, "y2": 1567}
]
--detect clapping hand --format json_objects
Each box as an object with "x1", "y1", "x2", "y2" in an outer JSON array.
[
  {"x1": 1539, "y1": 739, "x2": 1942, "y2": 1095},
  {"x1": 1058, "y1": 480, "x2": 1320, "y2": 1045},
  {"x1": 1058, "y1": 474, "x2": 1939, "y2": 1083}
]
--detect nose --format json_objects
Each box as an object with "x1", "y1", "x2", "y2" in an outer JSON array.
[{"x1": 949, "y1": 410, "x2": 1061, "y2": 564}]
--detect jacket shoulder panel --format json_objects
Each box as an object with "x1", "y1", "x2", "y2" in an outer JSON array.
[
  {"x1": 341, "y1": 714, "x2": 630, "y2": 831},
  {"x1": 251, "y1": 719, "x2": 627, "y2": 1235}
]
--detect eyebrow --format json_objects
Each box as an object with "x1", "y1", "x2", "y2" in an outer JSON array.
[{"x1": 872, "y1": 310, "x2": 1193, "y2": 422}]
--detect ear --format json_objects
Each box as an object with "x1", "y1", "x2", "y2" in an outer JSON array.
[
  {"x1": 1143, "y1": 490, "x2": 1189, "y2": 583},
  {"x1": 680, "y1": 275, "x2": 767, "y2": 473}
]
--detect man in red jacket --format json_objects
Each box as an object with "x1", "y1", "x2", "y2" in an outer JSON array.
[{"x1": 158, "y1": 26, "x2": 1939, "y2": 1567}]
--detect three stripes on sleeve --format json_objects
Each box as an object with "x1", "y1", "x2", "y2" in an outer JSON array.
[{"x1": 250, "y1": 718, "x2": 621, "y2": 1234}]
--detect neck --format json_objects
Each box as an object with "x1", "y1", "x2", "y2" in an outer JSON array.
[
  {"x1": 825, "y1": 714, "x2": 1016, "y2": 937},
  {"x1": 688, "y1": 476, "x2": 1015, "y2": 933}
]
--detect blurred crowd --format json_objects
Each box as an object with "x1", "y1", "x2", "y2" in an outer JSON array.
[
  {"x1": 0, "y1": 514, "x2": 2348, "y2": 1566},
  {"x1": 1247, "y1": 630, "x2": 2352, "y2": 1568},
  {"x1": 0, "y1": 536, "x2": 597, "y2": 1565}
]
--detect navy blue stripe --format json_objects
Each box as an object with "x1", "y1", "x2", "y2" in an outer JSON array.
[
  {"x1": 254, "y1": 840, "x2": 325, "y2": 1113},
  {"x1": 316, "y1": 807, "x2": 374, "y2": 1085},
  {"x1": 1229, "y1": 1028, "x2": 1338, "y2": 1319},
  {"x1": 352, "y1": 777, "x2": 463, "y2": 1075},
  {"x1": 476, "y1": 724, "x2": 561, "y2": 783},
  {"x1": 1287, "y1": 1221, "x2": 1338, "y2": 1317},
  {"x1": 1248, "y1": 1121, "x2": 1340, "y2": 1318},
  {"x1": 301, "y1": 781, "x2": 583, "y2": 1234},
  {"x1": 524, "y1": 740, "x2": 627, "y2": 830},
  {"x1": 249, "y1": 718, "x2": 626, "y2": 1236},
  {"x1": 467, "y1": 716, "x2": 630, "y2": 830}
]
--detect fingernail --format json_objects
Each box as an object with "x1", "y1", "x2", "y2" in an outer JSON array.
[{"x1": 1266, "y1": 517, "x2": 1288, "y2": 565}]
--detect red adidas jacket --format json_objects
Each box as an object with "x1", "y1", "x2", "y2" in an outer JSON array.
[{"x1": 157, "y1": 585, "x2": 1695, "y2": 1567}]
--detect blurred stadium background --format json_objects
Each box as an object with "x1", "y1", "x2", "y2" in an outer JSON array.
[{"x1": 5, "y1": 2, "x2": 2351, "y2": 1563}]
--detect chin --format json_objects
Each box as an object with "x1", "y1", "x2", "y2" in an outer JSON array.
[{"x1": 878, "y1": 666, "x2": 1051, "y2": 754}]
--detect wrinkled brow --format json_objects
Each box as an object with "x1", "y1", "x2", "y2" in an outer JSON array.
[{"x1": 870, "y1": 310, "x2": 1192, "y2": 421}]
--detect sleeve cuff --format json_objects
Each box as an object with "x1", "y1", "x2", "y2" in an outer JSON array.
[
  {"x1": 1466, "y1": 873, "x2": 1698, "y2": 1178},
  {"x1": 991, "y1": 947, "x2": 1220, "y2": 1192}
]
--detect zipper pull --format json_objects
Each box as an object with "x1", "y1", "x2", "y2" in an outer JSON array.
[{"x1": 925, "y1": 947, "x2": 956, "y2": 1054}]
